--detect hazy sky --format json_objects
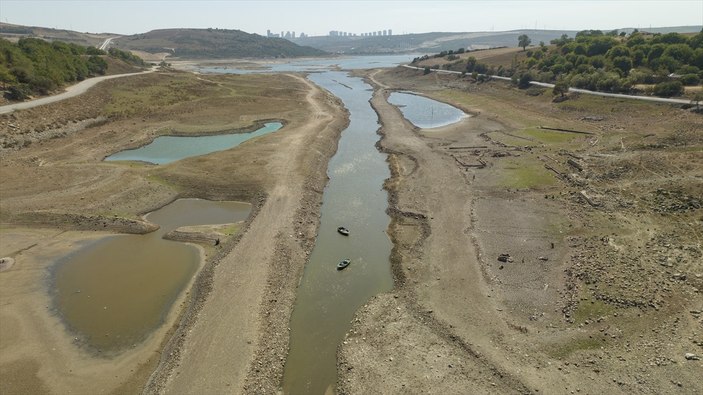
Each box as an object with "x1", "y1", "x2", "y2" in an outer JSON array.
[{"x1": 1, "y1": 0, "x2": 701, "y2": 36}]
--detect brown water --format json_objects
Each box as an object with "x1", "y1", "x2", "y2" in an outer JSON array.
[
  {"x1": 52, "y1": 199, "x2": 251, "y2": 353},
  {"x1": 283, "y1": 71, "x2": 393, "y2": 394}
]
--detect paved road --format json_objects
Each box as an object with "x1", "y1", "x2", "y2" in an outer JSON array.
[
  {"x1": 98, "y1": 37, "x2": 115, "y2": 51},
  {"x1": 0, "y1": 69, "x2": 153, "y2": 115},
  {"x1": 401, "y1": 65, "x2": 693, "y2": 105}
]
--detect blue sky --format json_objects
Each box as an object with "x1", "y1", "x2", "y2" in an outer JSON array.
[{"x1": 1, "y1": 0, "x2": 701, "y2": 36}]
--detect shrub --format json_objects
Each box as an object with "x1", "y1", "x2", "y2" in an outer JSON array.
[
  {"x1": 517, "y1": 72, "x2": 534, "y2": 89},
  {"x1": 5, "y1": 84, "x2": 31, "y2": 100},
  {"x1": 653, "y1": 80, "x2": 684, "y2": 97},
  {"x1": 680, "y1": 74, "x2": 700, "y2": 86}
]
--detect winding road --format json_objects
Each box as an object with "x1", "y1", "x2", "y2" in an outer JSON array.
[{"x1": 0, "y1": 69, "x2": 153, "y2": 115}]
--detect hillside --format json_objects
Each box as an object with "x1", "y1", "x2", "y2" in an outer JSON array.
[
  {"x1": 0, "y1": 22, "x2": 113, "y2": 48},
  {"x1": 291, "y1": 30, "x2": 576, "y2": 54},
  {"x1": 115, "y1": 28, "x2": 327, "y2": 59},
  {"x1": 0, "y1": 38, "x2": 145, "y2": 102},
  {"x1": 414, "y1": 30, "x2": 703, "y2": 99},
  {"x1": 291, "y1": 26, "x2": 703, "y2": 54}
]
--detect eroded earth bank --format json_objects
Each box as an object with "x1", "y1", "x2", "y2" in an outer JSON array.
[{"x1": 337, "y1": 68, "x2": 702, "y2": 394}]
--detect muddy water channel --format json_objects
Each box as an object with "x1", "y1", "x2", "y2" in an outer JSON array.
[
  {"x1": 388, "y1": 91, "x2": 468, "y2": 128},
  {"x1": 52, "y1": 199, "x2": 250, "y2": 353},
  {"x1": 282, "y1": 72, "x2": 393, "y2": 394},
  {"x1": 105, "y1": 122, "x2": 282, "y2": 164}
]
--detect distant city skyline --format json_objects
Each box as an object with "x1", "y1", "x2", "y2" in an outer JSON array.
[{"x1": 1, "y1": 1, "x2": 701, "y2": 36}]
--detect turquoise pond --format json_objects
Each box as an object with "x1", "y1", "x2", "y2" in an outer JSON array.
[{"x1": 104, "y1": 122, "x2": 282, "y2": 164}]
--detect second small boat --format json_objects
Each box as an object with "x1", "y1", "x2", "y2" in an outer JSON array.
[
  {"x1": 337, "y1": 226, "x2": 350, "y2": 236},
  {"x1": 337, "y1": 259, "x2": 351, "y2": 270}
]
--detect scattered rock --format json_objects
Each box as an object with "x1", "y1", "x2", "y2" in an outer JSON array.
[
  {"x1": 684, "y1": 353, "x2": 700, "y2": 361},
  {"x1": 498, "y1": 253, "x2": 513, "y2": 263}
]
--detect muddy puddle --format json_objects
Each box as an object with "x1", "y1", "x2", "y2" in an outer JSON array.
[
  {"x1": 388, "y1": 91, "x2": 467, "y2": 128},
  {"x1": 104, "y1": 122, "x2": 282, "y2": 164},
  {"x1": 52, "y1": 199, "x2": 250, "y2": 353}
]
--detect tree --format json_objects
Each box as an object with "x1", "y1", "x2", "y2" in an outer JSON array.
[
  {"x1": 691, "y1": 92, "x2": 703, "y2": 111},
  {"x1": 518, "y1": 34, "x2": 531, "y2": 51},
  {"x1": 465, "y1": 56, "x2": 477, "y2": 72},
  {"x1": 653, "y1": 80, "x2": 684, "y2": 97},
  {"x1": 552, "y1": 79, "x2": 570, "y2": 97},
  {"x1": 612, "y1": 56, "x2": 633, "y2": 75}
]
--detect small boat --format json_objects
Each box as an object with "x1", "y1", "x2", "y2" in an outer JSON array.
[
  {"x1": 337, "y1": 226, "x2": 350, "y2": 236},
  {"x1": 337, "y1": 259, "x2": 351, "y2": 270}
]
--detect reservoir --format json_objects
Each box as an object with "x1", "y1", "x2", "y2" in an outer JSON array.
[
  {"x1": 282, "y1": 71, "x2": 393, "y2": 394},
  {"x1": 104, "y1": 122, "x2": 282, "y2": 164},
  {"x1": 388, "y1": 91, "x2": 467, "y2": 129},
  {"x1": 52, "y1": 199, "x2": 250, "y2": 353}
]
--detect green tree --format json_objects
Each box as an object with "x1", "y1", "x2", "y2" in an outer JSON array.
[
  {"x1": 626, "y1": 33, "x2": 646, "y2": 48},
  {"x1": 552, "y1": 79, "x2": 570, "y2": 97},
  {"x1": 680, "y1": 74, "x2": 700, "y2": 86},
  {"x1": 518, "y1": 34, "x2": 531, "y2": 51},
  {"x1": 465, "y1": 56, "x2": 477, "y2": 72},
  {"x1": 611, "y1": 56, "x2": 633, "y2": 75},
  {"x1": 663, "y1": 44, "x2": 693, "y2": 63},
  {"x1": 691, "y1": 92, "x2": 703, "y2": 111},
  {"x1": 606, "y1": 45, "x2": 631, "y2": 60},
  {"x1": 691, "y1": 48, "x2": 703, "y2": 68},
  {"x1": 653, "y1": 80, "x2": 684, "y2": 97}
]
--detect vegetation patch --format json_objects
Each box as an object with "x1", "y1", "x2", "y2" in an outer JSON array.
[
  {"x1": 547, "y1": 336, "x2": 604, "y2": 358},
  {"x1": 0, "y1": 38, "x2": 145, "y2": 101},
  {"x1": 485, "y1": 131, "x2": 539, "y2": 147},
  {"x1": 105, "y1": 77, "x2": 201, "y2": 116},
  {"x1": 573, "y1": 298, "x2": 616, "y2": 323},
  {"x1": 499, "y1": 158, "x2": 556, "y2": 188},
  {"x1": 520, "y1": 128, "x2": 581, "y2": 144},
  {"x1": 221, "y1": 222, "x2": 242, "y2": 236}
]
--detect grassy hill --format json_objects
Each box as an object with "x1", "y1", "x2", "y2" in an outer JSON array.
[
  {"x1": 0, "y1": 38, "x2": 145, "y2": 101},
  {"x1": 0, "y1": 22, "x2": 113, "y2": 48},
  {"x1": 116, "y1": 28, "x2": 327, "y2": 59}
]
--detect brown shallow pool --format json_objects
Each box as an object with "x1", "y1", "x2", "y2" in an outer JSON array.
[{"x1": 52, "y1": 199, "x2": 251, "y2": 353}]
